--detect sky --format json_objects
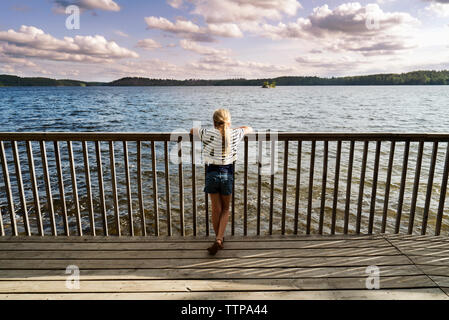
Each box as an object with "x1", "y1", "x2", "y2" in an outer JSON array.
[{"x1": 0, "y1": 0, "x2": 448, "y2": 81}]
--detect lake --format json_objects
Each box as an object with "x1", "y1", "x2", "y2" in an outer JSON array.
[{"x1": 0, "y1": 86, "x2": 448, "y2": 236}]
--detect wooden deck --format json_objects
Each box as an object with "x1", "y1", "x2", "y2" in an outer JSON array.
[{"x1": 0, "y1": 234, "x2": 448, "y2": 300}]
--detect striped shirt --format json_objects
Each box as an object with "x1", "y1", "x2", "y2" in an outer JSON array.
[{"x1": 199, "y1": 127, "x2": 245, "y2": 165}]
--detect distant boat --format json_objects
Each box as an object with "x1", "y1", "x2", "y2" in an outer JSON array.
[{"x1": 262, "y1": 81, "x2": 276, "y2": 88}]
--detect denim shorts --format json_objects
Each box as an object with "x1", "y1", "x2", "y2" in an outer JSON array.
[{"x1": 204, "y1": 166, "x2": 234, "y2": 195}]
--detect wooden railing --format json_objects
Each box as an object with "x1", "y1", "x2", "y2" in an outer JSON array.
[{"x1": 0, "y1": 132, "x2": 448, "y2": 237}]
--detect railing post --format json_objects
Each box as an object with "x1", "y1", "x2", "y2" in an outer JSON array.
[
  {"x1": 319, "y1": 140, "x2": 328, "y2": 235},
  {"x1": 294, "y1": 140, "x2": 302, "y2": 235},
  {"x1": 95, "y1": 141, "x2": 108, "y2": 236},
  {"x1": 435, "y1": 142, "x2": 449, "y2": 236},
  {"x1": 331, "y1": 140, "x2": 341, "y2": 235},
  {"x1": 164, "y1": 141, "x2": 172, "y2": 236},
  {"x1": 0, "y1": 142, "x2": 18, "y2": 236},
  {"x1": 151, "y1": 141, "x2": 159, "y2": 236},
  {"x1": 28, "y1": 141, "x2": 44, "y2": 236},
  {"x1": 408, "y1": 141, "x2": 424, "y2": 235},
  {"x1": 382, "y1": 141, "x2": 395, "y2": 233},
  {"x1": 306, "y1": 140, "x2": 316, "y2": 235},
  {"x1": 12, "y1": 141, "x2": 31, "y2": 236},
  {"x1": 368, "y1": 140, "x2": 381, "y2": 234},
  {"x1": 109, "y1": 141, "x2": 120, "y2": 236},
  {"x1": 54, "y1": 141, "x2": 69, "y2": 236},
  {"x1": 137, "y1": 141, "x2": 146, "y2": 236},
  {"x1": 82, "y1": 141, "x2": 95, "y2": 236},
  {"x1": 344, "y1": 140, "x2": 355, "y2": 234},
  {"x1": 356, "y1": 141, "x2": 369, "y2": 234},
  {"x1": 178, "y1": 136, "x2": 184, "y2": 236}
]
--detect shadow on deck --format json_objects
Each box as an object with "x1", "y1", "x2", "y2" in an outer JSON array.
[{"x1": 0, "y1": 234, "x2": 448, "y2": 300}]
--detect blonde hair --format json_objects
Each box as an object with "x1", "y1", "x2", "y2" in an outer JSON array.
[{"x1": 213, "y1": 108, "x2": 231, "y2": 157}]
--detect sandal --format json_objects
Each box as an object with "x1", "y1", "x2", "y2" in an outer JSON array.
[{"x1": 207, "y1": 241, "x2": 221, "y2": 255}]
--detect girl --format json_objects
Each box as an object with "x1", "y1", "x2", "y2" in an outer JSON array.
[{"x1": 191, "y1": 109, "x2": 252, "y2": 255}]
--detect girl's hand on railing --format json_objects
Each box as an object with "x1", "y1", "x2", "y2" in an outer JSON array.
[{"x1": 238, "y1": 126, "x2": 253, "y2": 135}]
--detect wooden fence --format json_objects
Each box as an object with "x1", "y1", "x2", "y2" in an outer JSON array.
[{"x1": 0, "y1": 132, "x2": 448, "y2": 237}]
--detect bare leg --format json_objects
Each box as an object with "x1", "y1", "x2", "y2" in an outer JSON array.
[
  {"x1": 209, "y1": 193, "x2": 222, "y2": 237},
  {"x1": 216, "y1": 194, "x2": 231, "y2": 242}
]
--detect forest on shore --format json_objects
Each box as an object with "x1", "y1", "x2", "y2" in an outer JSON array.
[{"x1": 1, "y1": 70, "x2": 449, "y2": 87}]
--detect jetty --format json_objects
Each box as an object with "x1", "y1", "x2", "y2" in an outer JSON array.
[{"x1": 0, "y1": 132, "x2": 448, "y2": 299}]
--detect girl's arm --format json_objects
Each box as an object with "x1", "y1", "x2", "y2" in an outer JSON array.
[
  {"x1": 190, "y1": 128, "x2": 200, "y2": 136},
  {"x1": 238, "y1": 126, "x2": 253, "y2": 135}
]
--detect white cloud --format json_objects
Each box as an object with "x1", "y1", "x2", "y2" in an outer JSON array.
[
  {"x1": 188, "y1": 55, "x2": 294, "y2": 77},
  {"x1": 136, "y1": 38, "x2": 163, "y2": 50},
  {"x1": 114, "y1": 30, "x2": 129, "y2": 37},
  {"x1": 52, "y1": 0, "x2": 120, "y2": 13},
  {"x1": 261, "y1": 3, "x2": 419, "y2": 56},
  {"x1": 0, "y1": 25, "x2": 138, "y2": 63},
  {"x1": 190, "y1": 0, "x2": 302, "y2": 23},
  {"x1": 167, "y1": 0, "x2": 183, "y2": 9},
  {"x1": 425, "y1": 2, "x2": 449, "y2": 17},
  {"x1": 179, "y1": 39, "x2": 230, "y2": 55},
  {"x1": 145, "y1": 16, "x2": 243, "y2": 41}
]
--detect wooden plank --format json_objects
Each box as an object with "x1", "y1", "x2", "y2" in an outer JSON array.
[
  {"x1": 344, "y1": 141, "x2": 355, "y2": 234},
  {"x1": 178, "y1": 137, "x2": 184, "y2": 236},
  {"x1": 0, "y1": 265, "x2": 423, "y2": 281},
  {"x1": 408, "y1": 141, "x2": 424, "y2": 234},
  {"x1": 136, "y1": 141, "x2": 145, "y2": 236},
  {"x1": 0, "y1": 256, "x2": 413, "y2": 269},
  {"x1": 109, "y1": 141, "x2": 120, "y2": 236},
  {"x1": 204, "y1": 165, "x2": 209, "y2": 237},
  {"x1": 3, "y1": 132, "x2": 449, "y2": 142},
  {"x1": 0, "y1": 247, "x2": 401, "y2": 259},
  {"x1": 27, "y1": 141, "x2": 43, "y2": 236},
  {"x1": 0, "y1": 276, "x2": 435, "y2": 293},
  {"x1": 0, "y1": 206, "x2": 4, "y2": 236},
  {"x1": 191, "y1": 137, "x2": 197, "y2": 236},
  {"x1": 256, "y1": 140, "x2": 262, "y2": 235},
  {"x1": 1, "y1": 289, "x2": 446, "y2": 300},
  {"x1": 294, "y1": 141, "x2": 302, "y2": 235},
  {"x1": 331, "y1": 141, "x2": 341, "y2": 235},
  {"x1": 408, "y1": 256, "x2": 449, "y2": 266},
  {"x1": 419, "y1": 265, "x2": 449, "y2": 277},
  {"x1": 382, "y1": 141, "x2": 395, "y2": 233},
  {"x1": 0, "y1": 240, "x2": 393, "y2": 251},
  {"x1": 395, "y1": 140, "x2": 410, "y2": 234},
  {"x1": 0, "y1": 234, "x2": 386, "y2": 242},
  {"x1": 0, "y1": 234, "x2": 384, "y2": 244},
  {"x1": 164, "y1": 141, "x2": 172, "y2": 237},
  {"x1": 11, "y1": 141, "x2": 30, "y2": 236},
  {"x1": 435, "y1": 142, "x2": 449, "y2": 236},
  {"x1": 319, "y1": 141, "x2": 328, "y2": 234},
  {"x1": 243, "y1": 136, "x2": 248, "y2": 236},
  {"x1": 422, "y1": 141, "x2": 438, "y2": 235},
  {"x1": 123, "y1": 141, "x2": 134, "y2": 236},
  {"x1": 231, "y1": 161, "x2": 235, "y2": 236},
  {"x1": 368, "y1": 141, "x2": 381, "y2": 234},
  {"x1": 281, "y1": 140, "x2": 289, "y2": 235},
  {"x1": 95, "y1": 141, "x2": 108, "y2": 236},
  {"x1": 82, "y1": 141, "x2": 95, "y2": 236},
  {"x1": 0, "y1": 141, "x2": 17, "y2": 236},
  {"x1": 54, "y1": 141, "x2": 69, "y2": 236},
  {"x1": 40, "y1": 141, "x2": 57, "y2": 236},
  {"x1": 151, "y1": 141, "x2": 159, "y2": 236},
  {"x1": 306, "y1": 141, "x2": 316, "y2": 235},
  {"x1": 356, "y1": 141, "x2": 368, "y2": 234},
  {"x1": 67, "y1": 141, "x2": 82, "y2": 236},
  {"x1": 257, "y1": 139, "x2": 262, "y2": 235},
  {"x1": 269, "y1": 139, "x2": 275, "y2": 235}
]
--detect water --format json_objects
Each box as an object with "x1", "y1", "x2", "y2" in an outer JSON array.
[{"x1": 0, "y1": 86, "x2": 448, "y2": 236}]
